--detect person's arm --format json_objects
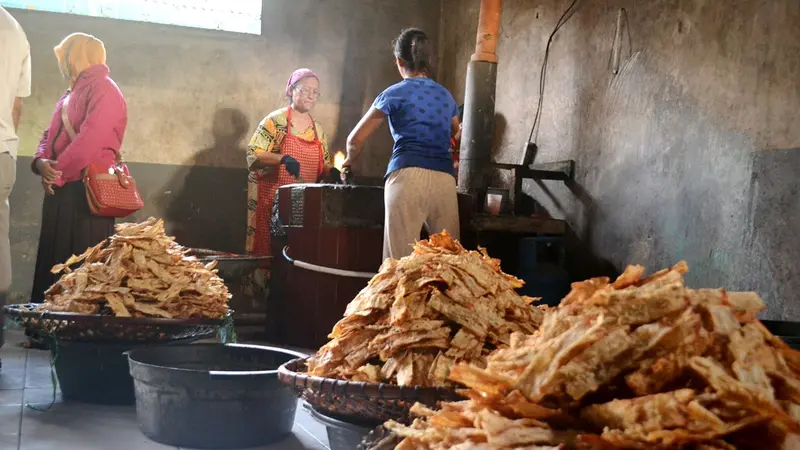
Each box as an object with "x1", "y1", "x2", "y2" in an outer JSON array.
[
  {"x1": 14, "y1": 40, "x2": 31, "y2": 131},
  {"x1": 31, "y1": 92, "x2": 67, "y2": 183},
  {"x1": 31, "y1": 124, "x2": 61, "y2": 190},
  {"x1": 31, "y1": 128, "x2": 49, "y2": 176},
  {"x1": 53, "y1": 85, "x2": 126, "y2": 176},
  {"x1": 12, "y1": 98, "x2": 23, "y2": 131},
  {"x1": 320, "y1": 128, "x2": 332, "y2": 177},
  {"x1": 451, "y1": 116, "x2": 461, "y2": 170},
  {"x1": 247, "y1": 116, "x2": 285, "y2": 170},
  {"x1": 344, "y1": 106, "x2": 385, "y2": 166},
  {"x1": 31, "y1": 94, "x2": 67, "y2": 175},
  {"x1": 254, "y1": 151, "x2": 283, "y2": 168}
]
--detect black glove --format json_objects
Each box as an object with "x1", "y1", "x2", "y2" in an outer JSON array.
[
  {"x1": 280, "y1": 155, "x2": 300, "y2": 178},
  {"x1": 328, "y1": 167, "x2": 341, "y2": 183}
]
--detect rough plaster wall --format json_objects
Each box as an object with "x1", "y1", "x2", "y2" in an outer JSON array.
[
  {"x1": 440, "y1": 0, "x2": 800, "y2": 319},
  {"x1": 438, "y1": 0, "x2": 480, "y2": 105},
  {"x1": 11, "y1": 0, "x2": 441, "y2": 175}
]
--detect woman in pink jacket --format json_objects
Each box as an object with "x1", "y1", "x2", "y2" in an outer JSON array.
[{"x1": 30, "y1": 33, "x2": 127, "y2": 305}]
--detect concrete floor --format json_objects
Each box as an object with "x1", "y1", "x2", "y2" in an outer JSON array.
[{"x1": 0, "y1": 330, "x2": 332, "y2": 450}]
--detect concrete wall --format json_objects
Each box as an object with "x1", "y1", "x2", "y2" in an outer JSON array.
[
  {"x1": 6, "y1": 1, "x2": 442, "y2": 300},
  {"x1": 440, "y1": 0, "x2": 800, "y2": 319}
]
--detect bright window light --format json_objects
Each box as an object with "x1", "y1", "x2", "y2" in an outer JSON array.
[{"x1": 1, "y1": 0, "x2": 262, "y2": 35}]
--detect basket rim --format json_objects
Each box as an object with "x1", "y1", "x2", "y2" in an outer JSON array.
[
  {"x1": 4, "y1": 303, "x2": 231, "y2": 326},
  {"x1": 42, "y1": 331, "x2": 216, "y2": 346},
  {"x1": 277, "y1": 357, "x2": 464, "y2": 402}
]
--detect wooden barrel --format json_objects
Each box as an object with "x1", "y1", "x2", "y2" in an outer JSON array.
[
  {"x1": 270, "y1": 184, "x2": 481, "y2": 349},
  {"x1": 272, "y1": 185, "x2": 385, "y2": 349}
]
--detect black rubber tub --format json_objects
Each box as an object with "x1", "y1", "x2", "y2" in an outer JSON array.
[
  {"x1": 49, "y1": 336, "x2": 206, "y2": 405},
  {"x1": 762, "y1": 320, "x2": 800, "y2": 350},
  {"x1": 305, "y1": 405, "x2": 373, "y2": 450},
  {"x1": 188, "y1": 248, "x2": 270, "y2": 281},
  {"x1": 127, "y1": 344, "x2": 306, "y2": 449}
]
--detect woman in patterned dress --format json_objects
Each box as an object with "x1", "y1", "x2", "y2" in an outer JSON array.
[{"x1": 245, "y1": 69, "x2": 332, "y2": 298}]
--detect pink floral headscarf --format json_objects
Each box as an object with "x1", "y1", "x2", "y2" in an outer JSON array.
[{"x1": 286, "y1": 68, "x2": 319, "y2": 97}]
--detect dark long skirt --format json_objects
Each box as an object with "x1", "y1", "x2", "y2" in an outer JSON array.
[{"x1": 30, "y1": 181, "x2": 115, "y2": 303}]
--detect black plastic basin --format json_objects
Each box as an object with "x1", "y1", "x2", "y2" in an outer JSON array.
[
  {"x1": 306, "y1": 406, "x2": 374, "y2": 450},
  {"x1": 128, "y1": 344, "x2": 306, "y2": 449},
  {"x1": 761, "y1": 320, "x2": 800, "y2": 350},
  {"x1": 50, "y1": 336, "x2": 207, "y2": 405}
]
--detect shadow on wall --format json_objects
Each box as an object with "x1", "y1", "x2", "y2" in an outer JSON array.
[
  {"x1": 563, "y1": 180, "x2": 618, "y2": 281},
  {"x1": 487, "y1": 113, "x2": 509, "y2": 193},
  {"x1": 193, "y1": 108, "x2": 251, "y2": 168},
  {"x1": 488, "y1": 113, "x2": 618, "y2": 282},
  {"x1": 492, "y1": 113, "x2": 507, "y2": 161},
  {"x1": 155, "y1": 108, "x2": 250, "y2": 254},
  {"x1": 514, "y1": 179, "x2": 618, "y2": 283}
]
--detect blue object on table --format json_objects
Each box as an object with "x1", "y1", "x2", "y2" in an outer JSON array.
[{"x1": 517, "y1": 237, "x2": 571, "y2": 307}]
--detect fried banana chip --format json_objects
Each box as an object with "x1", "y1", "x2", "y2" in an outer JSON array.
[
  {"x1": 37, "y1": 217, "x2": 230, "y2": 320},
  {"x1": 309, "y1": 231, "x2": 543, "y2": 388},
  {"x1": 385, "y1": 262, "x2": 800, "y2": 450}
]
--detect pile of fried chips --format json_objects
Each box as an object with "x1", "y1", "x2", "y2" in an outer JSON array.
[
  {"x1": 307, "y1": 231, "x2": 544, "y2": 387},
  {"x1": 36, "y1": 218, "x2": 230, "y2": 320},
  {"x1": 387, "y1": 262, "x2": 800, "y2": 449}
]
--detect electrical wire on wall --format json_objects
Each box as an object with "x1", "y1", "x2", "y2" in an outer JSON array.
[{"x1": 527, "y1": 0, "x2": 585, "y2": 146}]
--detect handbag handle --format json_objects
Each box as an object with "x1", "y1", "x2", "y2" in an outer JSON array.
[
  {"x1": 61, "y1": 94, "x2": 125, "y2": 165},
  {"x1": 60, "y1": 95, "x2": 77, "y2": 141},
  {"x1": 115, "y1": 167, "x2": 132, "y2": 188}
]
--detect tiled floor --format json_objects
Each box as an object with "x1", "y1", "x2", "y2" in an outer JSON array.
[{"x1": 0, "y1": 331, "x2": 331, "y2": 450}]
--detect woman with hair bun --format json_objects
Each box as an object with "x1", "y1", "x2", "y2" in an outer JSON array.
[{"x1": 343, "y1": 28, "x2": 460, "y2": 260}]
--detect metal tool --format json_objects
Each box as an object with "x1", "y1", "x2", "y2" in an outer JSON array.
[{"x1": 341, "y1": 166, "x2": 354, "y2": 185}]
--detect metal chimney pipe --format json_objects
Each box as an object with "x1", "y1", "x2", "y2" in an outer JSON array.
[{"x1": 457, "y1": 0, "x2": 502, "y2": 210}]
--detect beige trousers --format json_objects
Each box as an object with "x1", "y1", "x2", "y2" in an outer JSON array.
[
  {"x1": 0, "y1": 152, "x2": 14, "y2": 294},
  {"x1": 0, "y1": 151, "x2": 15, "y2": 348},
  {"x1": 383, "y1": 167, "x2": 460, "y2": 260}
]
